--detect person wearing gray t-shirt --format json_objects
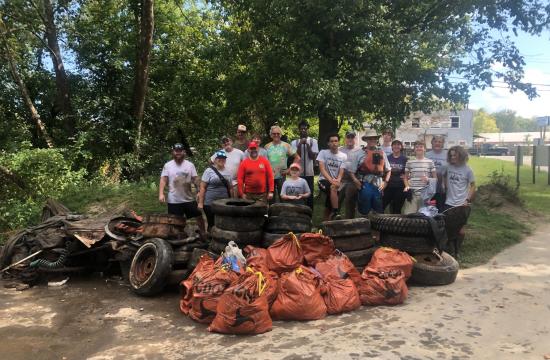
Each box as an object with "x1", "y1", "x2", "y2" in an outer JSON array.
[
  {"x1": 426, "y1": 135, "x2": 448, "y2": 211},
  {"x1": 281, "y1": 163, "x2": 311, "y2": 206},
  {"x1": 443, "y1": 146, "x2": 475, "y2": 209}
]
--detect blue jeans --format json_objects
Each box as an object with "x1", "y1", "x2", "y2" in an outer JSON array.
[{"x1": 358, "y1": 182, "x2": 383, "y2": 215}]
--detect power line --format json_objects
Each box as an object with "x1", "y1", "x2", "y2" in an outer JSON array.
[{"x1": 447, "y1": 76, "x2": 550, "y2": 87}]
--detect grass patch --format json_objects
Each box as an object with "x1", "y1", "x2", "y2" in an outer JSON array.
[
  {"x1": 460, "y1": 206, "x2": 530, "y2": 268},
  {"x1": 59, "y1": 178, "x2": 165, "y2": 216}
]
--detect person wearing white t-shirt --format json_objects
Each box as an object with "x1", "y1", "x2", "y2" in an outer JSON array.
[
  {"x1": 426, "y1": 135, "x2": 448, "y2": 212},
  {"x1": 159, "y1": 143, "x2": 206, "y2": 237},
  {"x1": 339, "y1": 131, "x2": 361, "y2": 218},
  {"x1": 381, "y1": 129, "x2": 394, "y2": 157},
  {"x1": 210, "y1": 135, "x2": 244, "y2": 195},
  {"x1": 317, "y1": 133, "x2": 347, "y2": 220},
  {"x1": 291, "y1": 120, "x2": 319, "y2": 209}
]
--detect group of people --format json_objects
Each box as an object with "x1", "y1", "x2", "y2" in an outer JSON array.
[{"x1": 158, "y1": 123, "x2": 476, "y2": 238}]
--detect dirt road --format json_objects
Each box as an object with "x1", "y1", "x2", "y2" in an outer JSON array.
[{"x1": 2, "y1": 224, "x2": 550, "y2": 360}]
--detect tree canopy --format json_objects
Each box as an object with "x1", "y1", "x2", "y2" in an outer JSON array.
[{"x1": 1, "y1": 0, "x2": 549, "y2": 174}]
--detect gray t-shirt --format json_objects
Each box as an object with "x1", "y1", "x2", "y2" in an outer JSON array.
[
  {"x1": 426, "y1": 150, "x2": 448, "y2": 193},
  {"x1": 201, "y1": 167, "x2": 233, "y2": 205},
  {"x1": 316, "y1": 149, "x2": 348, "y2": 181},
  {"x1": 291, "y1": 137, "x2": 319, "y2": 177},
  {"x1": 444, "y1": 164, "x2": 475, "y2": 207},
  {"x1": 281, "y1": 177, "x2": 310, "y2": 206},
  {"x1": 210, "y1": 148, "x2": 243, "y2": 185},
  {"x1": 281, "y1": 177, "x2": 311, "y2": 197},
  {"x1": 381, "y1": 145, "x2": 393, "y2": 157}
]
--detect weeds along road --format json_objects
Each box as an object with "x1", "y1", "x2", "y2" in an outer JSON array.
[{"x1": 1, "y1": 223, "x2": 550, "y2": 360}]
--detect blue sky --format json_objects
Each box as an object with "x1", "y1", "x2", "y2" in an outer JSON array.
[{"x1": 468, "y1": 30, "x2": 550, "y2": 119}]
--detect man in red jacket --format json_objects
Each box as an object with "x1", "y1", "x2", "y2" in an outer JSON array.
[{"x1": 237, "y1": 142, "x2": 275, "y2": 203}]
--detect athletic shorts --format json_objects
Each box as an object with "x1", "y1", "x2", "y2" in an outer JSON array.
[
  {"x1": 167, "y1": 201, "x2": 202, "y2": 219},
  {"x1": 318, "y1": 179, "x2": 339, "y2": 208}
]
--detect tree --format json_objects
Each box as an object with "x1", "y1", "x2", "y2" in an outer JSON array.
[
  {"x1": 132, "y1": 0, "x2": 154, "y2": 155},
  {"x1": 215, "y1": 0, "x2": 550, "y2": 146},
  {"x1": 0, "y1": 19, "x2": 54, "y2": 148},
  {"x1": 493, "y1": 109, "x2": 538, "y2": 132},
  {"x1": 474, "y1": 109, "x2": 499, "y2": 133}
]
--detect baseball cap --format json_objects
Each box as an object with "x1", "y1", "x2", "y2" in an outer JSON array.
[
  {"x1": 237, "y1": 124, "x2": 247, "y2": 132},
  {"x1": 345, "y1": 131, "x2": 356, "y2": 138},
  {"x1": 248, "y1": 141, "x2": 258, "y2": 149},
  {"x1": 289, "y1": 163, "x2": 301, "y2": 171},
  {"x1": 215, "y1": 150, "x2": 227, "y2": 159},
  {"x1": 172, "y1": 143, "x2": 184, "y2": 150}
]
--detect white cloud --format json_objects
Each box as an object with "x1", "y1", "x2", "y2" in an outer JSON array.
[{"x1": 468, "y1": 67, "x2": 550, "y2": 118}]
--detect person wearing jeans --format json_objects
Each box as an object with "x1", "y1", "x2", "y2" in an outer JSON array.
[{"x1": 346, "y1": 129, "x2": 391, "y2": 215}]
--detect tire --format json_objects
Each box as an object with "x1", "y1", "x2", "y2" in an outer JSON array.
[
  {"x1": 214, "y1": 214, "x2": 266, "y2": 232},
  {"x1": 409, "y1": 252, "x2": 459, "y2": 286},
  {"x1": 129, "y1": 238, "x2": 174, "y2": 296},
  {"x1": 332, "y1": 234, "x2": 377, "y2": 252},
  {"x1": 269, "y1": 203, "x2": 312, "y2": 217},
  {"x1": 344, "y1": 247, "x2": 378, "y2": 268},
  {"x1": 210, "y1": 226, "x2": 263, "y2": 246},
  {"x1": 379, "y1": 233, "x2": 435, "y2": 254},
  {"x1": 369, "y1": 213, "x2": 445, "y2": 236},
  {"x1": 208, "y1": 239, "x2": 228, "y2": 254},
  {"x1": 211, "y1": 199, "x2": 267, "y2": 217},
  {"x1": 265, "y1": 216, "x2": 311, "y2": 233},
  {"x1": 320, "y1": 218, "x2": 371, "y2": 237},
  {"x1": 188, "y1": 248, "x2": 219, "y2": 269}
]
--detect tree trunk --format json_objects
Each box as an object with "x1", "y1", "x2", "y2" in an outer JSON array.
[
  {"x1": 132, "y1": 0, "x2": 154, "y2": 155},
  {"x1": 1, "y1": 34, "x2": 54, "y2": 148},
  {"x1": 318, "y1": 106, "x2": 338, "y2": 150},
  {"x1": 42, "y1": 0, "x2": 74, "y2": 137}
]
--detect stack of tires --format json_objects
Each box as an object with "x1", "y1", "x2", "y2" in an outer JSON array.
[
  {"x1": 262, "y1": 204, "x2": 312, "y2": 247},
  {"x1": 208, "y1": 199, "x2": 267, "y2": 254},
  {"x1": 320, "y1": 218, "x2": 376, "y2": 271},
  {"x1": 369, "y1": 213, "x2": 459, "y2": 285}
]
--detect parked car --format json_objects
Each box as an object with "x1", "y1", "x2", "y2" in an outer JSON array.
[{"x1": 468, "y1": 144, "x2": 509, "y2": 156}]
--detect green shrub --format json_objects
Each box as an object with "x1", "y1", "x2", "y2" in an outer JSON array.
[{"x1": 0, "y1": 148, "x2": 86, "y2": 232}]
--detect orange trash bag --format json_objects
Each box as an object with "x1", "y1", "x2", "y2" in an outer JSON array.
[
  {"x1": 359, "y1": 267, "x2": 408, "y2": 306},
  {"x1": 323, "y1": 277, "x2": 361, "y2": 315},
  {"x1": 368, "y1": 247, "x2": 414, "y2": 280},
  {"x1": 180, "y1": 255, "x2": 216, "y2": 315},
  {"x1": 315, "y1": 251, "x2": 362, "y2": 288},
  {"x1": 270, "y1": 266, "x2": 327, "y2": 321},
  {"x1": 244, "y1": 245, "x2": 269, "y2": 270},
  {"x1": 299, "y1": 232, "x2": 335, "y2": 266},
  {"x1": 208, "y1": 269, "x2": 273, "y2": 335},
  {"x1": 266, "y1": 233, "x2": 304, "y2": 274},
  {"x1": 188, "y1": 262, "x2": 240, "y2": 324}
]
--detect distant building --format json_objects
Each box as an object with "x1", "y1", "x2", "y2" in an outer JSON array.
[
  {"x1": 476, "y1": 132, "x2": 548, "y2": 146},
  {"x1": 395, "y1": 110, "x2": 474, "y2": 149}
]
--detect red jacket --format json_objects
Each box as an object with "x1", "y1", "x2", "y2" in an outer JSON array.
[{"x1": 237, "y1": 157, "x2": 275, "y2": 196}]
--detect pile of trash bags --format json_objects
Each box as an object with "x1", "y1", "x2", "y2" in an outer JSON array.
[{"x1": 179, "y1": 232, "x2": 414, "y2": 335}]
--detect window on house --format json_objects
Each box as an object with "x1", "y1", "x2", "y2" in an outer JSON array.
[
  {"x1": 412, "y1": 118, "x2": 420, "y2": 128},
  {"x1": 404, "y1": 142, "x2": 411, "y2": 147},
  {"x1": 448, "y1": 140, "x2": 455, "y2": 145},
  {"x1": 450, "y1": 116, "x2": 460, "y2": 128}
]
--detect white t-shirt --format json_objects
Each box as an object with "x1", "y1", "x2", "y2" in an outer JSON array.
[
  {"x1": 291, "y1": 137, "x2": 319, "y2": 176},
  {"x1": 381, "y1": 145, "x2": 393, "y2": 157},
  {"x1": 160, "y1": 160, "x2": 198, "y2": 203},
  {"x1": 210, "y1": 148, "x2": 244, "y2": 185},
  {"x1": 426, "y1": 149, "x2": 448, "y2": 193},
  {"x1": 316, "y1": 150, "x2": 347, "y2": 181}
]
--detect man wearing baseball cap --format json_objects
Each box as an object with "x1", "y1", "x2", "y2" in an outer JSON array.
[
  {"x1": 280, "y1": 162, "x2": 311, "y2": 206},
  {"x1": 159, "y1": 143, "x2": 206, "y2": 237},
  {"x1": 237, "y1": 141, "x2": 274, "y2": 203},
  {"x1": 233, "y1": 124, "x2": 249, "y2": 151}
]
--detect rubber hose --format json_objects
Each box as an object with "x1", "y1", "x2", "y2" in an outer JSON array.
[{"x1": 30, "y1": 248, "x2": 68, "y2": 269}]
